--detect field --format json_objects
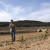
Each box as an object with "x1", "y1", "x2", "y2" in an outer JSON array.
[{"x1": 0, "y1": 27, "x2": 50, "y2": 50}]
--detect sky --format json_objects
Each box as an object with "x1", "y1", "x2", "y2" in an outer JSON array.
[{"x1": 0, "y1": 0, "x2": 50, "y2": 22}]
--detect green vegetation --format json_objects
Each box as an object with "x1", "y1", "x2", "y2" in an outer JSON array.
[
  {"x1": 0, "y1": 20, "x2": 50, "y2": 27},
  {"x1": 0, "y1": 43, "x2": 3, "y2": 47}
]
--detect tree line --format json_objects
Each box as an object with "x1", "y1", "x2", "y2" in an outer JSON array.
[{"x1": 0, "y1": 20, "x2": 50, "y2": 27}]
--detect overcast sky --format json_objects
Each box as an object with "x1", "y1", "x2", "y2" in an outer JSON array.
[{"x1": 0, "y1": 0, "x2": 50, "y2": 22}]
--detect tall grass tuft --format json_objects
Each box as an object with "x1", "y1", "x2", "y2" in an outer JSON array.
[
  {"x1": 0, "y1": 43, "x2": 3, "y2": 47},
  {"x1": 19, "y1": 35, "x2": 26, "y2": 43}
]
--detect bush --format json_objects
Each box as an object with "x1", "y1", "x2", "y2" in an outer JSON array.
[
  {"x1": 0, "y1": 43, "x2": 3, "y2": 47},
  {"x1": 39, "y1": 34, "x2": 44, "y2": 40},
  {"x1": 44, "y1": 33, "x2": 48, "y2": 40},
  {"x1": 19, "y1": 35, "x2": 26, "y2": 43}
]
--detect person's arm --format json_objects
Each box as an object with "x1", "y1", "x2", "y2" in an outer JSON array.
[
  {"x1": 9, "y1": 23, "x2": 15, "y2": 28},
  {"x1": 12, "y1": 24, "x2": 15, "y2": 28}
]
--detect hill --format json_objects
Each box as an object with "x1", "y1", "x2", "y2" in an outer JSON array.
[{"x1": 0, "y1": 20, "x2": 50, "y2": 27}]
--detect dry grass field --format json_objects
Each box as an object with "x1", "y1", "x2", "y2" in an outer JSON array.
[{"x1": 0, "y1": 27, "x2": 50, "y2": 50}]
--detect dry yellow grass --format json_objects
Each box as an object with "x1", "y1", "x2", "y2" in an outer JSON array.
[{"x1": 0, "y1": 28, "x2": 50, "y2": 50}]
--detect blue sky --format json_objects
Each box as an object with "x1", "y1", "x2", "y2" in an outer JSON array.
[{"x1": 0, "y1": 0, "x2": 50, "y2": 22}]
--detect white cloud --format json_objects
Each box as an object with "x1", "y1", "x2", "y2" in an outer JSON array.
[
  {"x1": 18, "y1": 17, "x2": 27, "y2": 20},
  {"x1": 28, "y1": 8, "x2": 50, "y2": 22},
  {"x1": 0, "y1": 1, "x2": 25, "y2": 14},
  {"x1": 25, "y1": 2, "x2": 50, "y2": 22},
  {"x1": 0, "y1": 1, "x2": 25, "y2": 21},
  {"x1": 41, "y1": 2, "x2": 50, "y2": 8},
  {"x1": 0, "y1": 10, "x2": 11, "y2": 22},
  {"x1": 11, "y1": 7, "x2": 25, "y2": 15},
  {"x1": 0, "y1": 1, "x2": 50, "y2": 22},
  {"x1": 37, "y1": 14, "x2": 50, "y2": 22}
]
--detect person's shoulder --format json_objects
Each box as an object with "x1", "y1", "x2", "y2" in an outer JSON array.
[{"x1": 9, "y1": 22, "x2": 12, "y2": 25}]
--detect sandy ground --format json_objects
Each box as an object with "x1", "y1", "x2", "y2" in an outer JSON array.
[
  {"x1": 0, "y1": 32, "x2": 50, "y2": 50},
  {"x1": 0, "y1": 32, "x2": 45, "y2": 42}
]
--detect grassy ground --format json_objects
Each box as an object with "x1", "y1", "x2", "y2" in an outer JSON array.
[{"x1": 0, "y1": 28, "x2": 50, "y2": 50}]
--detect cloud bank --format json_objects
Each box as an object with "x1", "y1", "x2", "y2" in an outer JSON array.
[
  {"x1": 0, "y1": 1, "x2": 25, "y2": 21},
  {"x1": 0, "y1": 1, "x2": 50, "y2": 22}
]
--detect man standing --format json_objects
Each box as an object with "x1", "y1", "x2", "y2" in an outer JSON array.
[{"x1": 9, "y1": 20, "x2": 15, "y2": 42}]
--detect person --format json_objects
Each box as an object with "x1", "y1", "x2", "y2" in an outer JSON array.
[{"x1": 9, "y1": 20, "x2": 15, "y2": 42}]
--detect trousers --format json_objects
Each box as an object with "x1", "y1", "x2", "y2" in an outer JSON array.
[{"x1": 10, "y1": 31, "x2": 15, "y2": 42}]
